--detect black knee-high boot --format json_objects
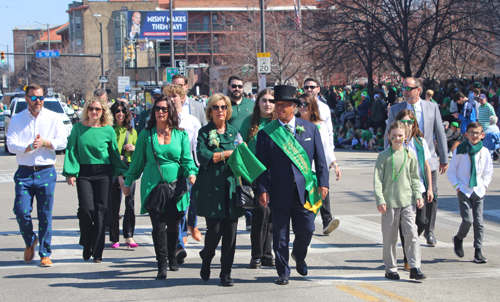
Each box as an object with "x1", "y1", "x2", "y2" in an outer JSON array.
[
  {"x1": 167, "y1": 230, "x2": 179, "y2": 271},
  {"x1": 151, "y1": 229, "x2": 168, "y2": 279}
]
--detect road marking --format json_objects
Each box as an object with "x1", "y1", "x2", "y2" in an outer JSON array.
[
  {"x1": 359, "y1": 283, "x2": 415, "y2": 302},
  {"x1": 335, "y1": 284, "x2": 383, "y2": 301}
]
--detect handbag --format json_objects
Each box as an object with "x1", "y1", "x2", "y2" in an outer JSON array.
[
  {"x1": 235, "y1": 177, "x2": 259, "y2": 209},
  {"x1": 144, "y1": 129, "x2": 188, "y2": 219},
  {"x1": 120, "y1": 130, "x2": 130, "y2": 165}
]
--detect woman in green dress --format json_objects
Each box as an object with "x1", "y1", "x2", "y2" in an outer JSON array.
[
  {"x1": 63, "y1": 97, "x2": 128, "y2": 263},
  {"x1": 108, "y1": 100, "x2": 138, "y2": 249},
  {"x1": 239, "y1": 89, "x2": 276, "y2": 269},
  {"x1": 192, "y1": 93, "x2": 245, "y2": 287},
  {"x1": 122, "y1": 95, "x2": 197, "y2": 280}
]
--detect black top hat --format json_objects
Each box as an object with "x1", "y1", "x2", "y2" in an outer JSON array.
[{"x1": 272, "y1": 85, "x2": 301, "y2": 105}]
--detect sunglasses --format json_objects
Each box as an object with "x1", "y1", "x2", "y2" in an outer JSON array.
[
  {"x1": 211, "y1": 105, "x2": 228, "y2": 111},
  {"x1": 154, "y1": 106, "x2": 169, "y2": 113},
  {"x1": 261, "y1": 98, "x2": 274, "y2": 102},
  {"x1": 114, "y1": 109, "x2": 126, "y2": 114},
  {"x1": 303, "y1": 86, "x2": 317, "y2": 90},
  {"x1": 88, "y1": 107, "x2": 102, "y2": 112},
  {"x1": 29, "y1": 96, "x2": 45, "y2": 102},
  {"x1": 402, "y1": 86, "x2": 419, "y2": 92},
  {"x1": 231, "y1": 84, "x2": 243, "y2": 89},
  {"x1": 399, "y1": 119, "x2": 414, "y2": 125},
  {"x1": 299, "y1": 102, "x2": 310, "y2": 108}
]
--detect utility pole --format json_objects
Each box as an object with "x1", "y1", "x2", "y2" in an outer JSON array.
[
  {"x1": 169, "y1": 0, "x2": 174, "y2": 67},
  {"x1": 261, "y1": 0, "x2": 265, "y2": 53},
  {"x1": 298, "y1": 0, "x2": 301, "y2": 21}
]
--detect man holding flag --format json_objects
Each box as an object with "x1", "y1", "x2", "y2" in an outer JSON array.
[{"x1": 256, "y1": 85, "x2": 329, "y2": 285}]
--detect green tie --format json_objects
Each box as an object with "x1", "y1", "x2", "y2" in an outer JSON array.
[{"x1": 284, "y1": 124, "x2": 293, "y2": 135}]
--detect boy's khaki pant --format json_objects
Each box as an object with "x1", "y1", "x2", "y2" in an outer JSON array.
[{"x1": 382, "y1": 205, "x2": 421, "y2": 273}]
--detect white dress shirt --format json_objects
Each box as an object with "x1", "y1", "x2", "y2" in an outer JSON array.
[
  {"x1": 317, "y1": 96, "x2": 334, "y2": 147},
  {"x1": 178, "y1": 110, "x2": 201, "y2": 165},
  {"x1": 447, "y1": 144, "x2": 493, "y2": 198},
  {"x1": 7, "y1": 108, "x2": 67, "y2": 166},
  {"x1": 406, "y1": 99, "x2": 424, "y2": 133},
  {"x1": 405, "y1": 138, "x2": 431, "y2": 193},
  {"x1": 318, "y1": 120, "x2": 335, "y2": 165},
  {"x1": 278, "y1": 116, "x2": 296, "y2": 135}
]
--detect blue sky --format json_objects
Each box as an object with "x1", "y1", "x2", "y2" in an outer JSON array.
[{"x1": 1, "y1": 1, "x2": 71, "y2": 70}]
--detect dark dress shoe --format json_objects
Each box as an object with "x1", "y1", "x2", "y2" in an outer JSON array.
[
  {"x1": 385, "y1": 272, "x2": 400, "y2": 280},
  {"x1": 261, "y1": 258, "x2": 275, "y2": 267},
  {"x1": 426, "y1": 233, "x2": 437, "y2": 246},
  {"x1": 296, "y1": 260, "x2": 308, "y2": 276},
  {"x1": 249, "y1": 258, "x2": 261, "y2": 268},
  {"x1": 276, "y1": 276, "x2": 289, "y2": 285},
  {"x1": 453, "y1": 236, "x2": 464, "y2": 258},
  {"x1": 200, "y1": 263, "x2": 211, "y2": 281},
  {"x1": 410, "y1": 268, "x2": 426, "y2": 280},
  {"x1": 220, "y1": 275, "x2": 234, "y2": 287},
  {"x1": 82, "y1": 246, "x2": 91, "y2": 261}
]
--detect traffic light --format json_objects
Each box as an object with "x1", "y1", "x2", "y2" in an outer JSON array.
[
  {"x1": 0, "y1": 51, "x2": 5, "y2": 64},
  {"x1": 128, "y1": 45, "x2": 135, "y2": 60},
  {"x1": 123, "y1": 46, "x2": 130, "y2": 61}
]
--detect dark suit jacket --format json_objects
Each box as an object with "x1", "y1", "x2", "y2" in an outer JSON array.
[{"x1": 255, "y1": 118, "x2": 329, "y2": 208}]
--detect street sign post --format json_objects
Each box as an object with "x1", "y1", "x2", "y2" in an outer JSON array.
[
  {"x1": 257, "y1": 52, "x2": 271, "y2": 74},
  {"x1": 259, "y1": 74, "x2": 266, "y2": 92},
  {"x1": 47, "y1": 88, "x2": 54, "y2": 96},
  {"x1": 99, "y1": 76, "x2": 108, "y2": 83},
  {"x1": 118, "y1": 76, "x2": 130, "y2": 93},
  {"x1": 36, "y1": 50, "x2": 60, "y2": 58},
  {"x1": 165, "y1": 67, "x2": 179, "y2": 83},
  {"x1": 175, "y1": 60, "x2": 186, "y2": 76}
]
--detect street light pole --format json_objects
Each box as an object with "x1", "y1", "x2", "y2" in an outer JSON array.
[
  {"x1": 47, "y1": 23, "x2": 51, "y2": 88},
  {"x1": 169, "y1": 0, "x2": 174, "y2": 67},
  {"x1": 100, "y1": 22, "x2": 104, "y2": 88},
  {"x1": 0, "y1": 44, "x2": 10, "y2": 92}
]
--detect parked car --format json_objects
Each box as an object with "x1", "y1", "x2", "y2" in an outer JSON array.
[
  {"x1": 3, "y1": 97, "x2": 73, "y2": 154},
  {"x1": 0, "y1": 114, "x2": 5, "y2": 141}
]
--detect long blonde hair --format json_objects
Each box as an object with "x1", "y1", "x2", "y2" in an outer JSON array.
[{"x1": 81, "y1": 97, "x2": 113, "y2": 126}]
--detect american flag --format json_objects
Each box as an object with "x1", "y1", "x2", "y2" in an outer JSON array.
[{"x1": 294, "y1": 0, "x2": 302, "y2": 30}]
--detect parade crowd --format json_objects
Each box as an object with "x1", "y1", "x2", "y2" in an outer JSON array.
[{"x1": 6, "y1": 74, "x2": 494, "y2": 286}]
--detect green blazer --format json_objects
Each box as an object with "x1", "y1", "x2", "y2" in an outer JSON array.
[{"x1": 192, "y1": 122, "x2": 245, "y2": 219}]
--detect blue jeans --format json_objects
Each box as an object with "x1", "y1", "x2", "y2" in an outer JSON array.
[
  {"x1": 13, "y1": 166, "x2": 57, "y2": 258},
  {"x1": 177, "y1": 183, "x2": 198, "y2": 250}
]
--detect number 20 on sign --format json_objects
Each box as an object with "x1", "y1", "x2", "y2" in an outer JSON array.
[{"x1": 257, "y1": 52, "x2": 271, "y2": 74}]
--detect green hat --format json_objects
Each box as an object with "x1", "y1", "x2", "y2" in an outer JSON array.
[
  {"x1": 356, "y1": 84, "x2": 363, "y2": 89},
  {"x1": 451, "y1": 122, "x2": 459, "y2": 128}
]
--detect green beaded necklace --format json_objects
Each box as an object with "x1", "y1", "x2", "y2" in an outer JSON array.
[{"x1": 390, "y1": 147, "x2": 407, "y2": 181}]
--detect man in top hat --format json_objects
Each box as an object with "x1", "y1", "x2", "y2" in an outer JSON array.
[{"x1": 255, "y1": 85, "x2": 329, "y2": 285}]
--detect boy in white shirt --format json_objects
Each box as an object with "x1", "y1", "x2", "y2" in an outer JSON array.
[{"x1": 447, "y1": 122, "x2": 493, "y2": 263}]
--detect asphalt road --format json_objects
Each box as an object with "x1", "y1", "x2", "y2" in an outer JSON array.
[{"x1": 1, "y1": 141, "x2": 500, "y2": 302}]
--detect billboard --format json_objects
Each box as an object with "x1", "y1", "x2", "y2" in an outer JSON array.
[{"x1": 127, "y1": 11, "x2": 188, "y2": 40}]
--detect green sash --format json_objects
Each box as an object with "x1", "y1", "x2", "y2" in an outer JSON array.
[
  {"x1": 263, "y1": 120, "x2": 323, "y2": 214},
  {"x1": 456, "y1": 140, "x2": 483, "y2": 187}
]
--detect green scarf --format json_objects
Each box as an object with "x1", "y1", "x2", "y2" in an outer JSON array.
[
  {"x1": 263, "y1": 120, "x2": 322, "y2": 214},
  {"x1": 227, "y1": 143, "x2": 266, "y2": 183},
  {"x1": 413, "y1": 137, "x2": 427, "y2": 189},
  {"x1": 456, "y1": 140, "x2": 483, "y2": 187}
]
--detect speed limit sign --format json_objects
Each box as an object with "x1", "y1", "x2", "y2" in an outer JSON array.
[{"x1": 257, "y1": 52, "x2": 271, "y2": 74}]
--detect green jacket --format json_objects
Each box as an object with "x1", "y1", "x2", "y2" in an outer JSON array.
[
  {"x1": 192, "y1": 122, "x2": 245, "y2": 219},
  {"x1": 124, "y1": 127, "x2": 198, "y2": 214},
  {"x1": 228, "y1": 97, "x2": 254, "y2": 130},
  {"x1": 136, "y1": 109, "x2": 151, "y2": 134}
]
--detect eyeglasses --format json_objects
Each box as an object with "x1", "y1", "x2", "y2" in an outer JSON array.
[
  {"x1": 29, "y1": 96, "x2": 45, "y2": 102},
  {"x1": 231, "y1": 84, "x2": 243, "y2": 89},
  {"x1": 303, "y1": 86, "x2": 318, "y2": 90},
  {"x1": 402, "y1": 86, "x2": 419, "y2": 92},
  {"x1": 154, "y1": 106, "x2": 169, "y2": 113},
  {"x1": 88, "y1": 107, "x2": 102, "y2": 112},
  {"x1": 399, "y1": 119, "x2": 414, "y2": 125},
  {"x1": 261, "y1": 98, "x2": 274, "y2": 102},
  {"x1": 299, "y1": 102, "x2": 310, "y2": 108},
  {"x1": 211, "y1": 105, "x2": 228, "y2": 111},
  {"x1": 114, "y1": 109, "x2": 126, "y2": 114},
  {"x1": 467, "y1": 131, "x2": 482, "y2": 137}
]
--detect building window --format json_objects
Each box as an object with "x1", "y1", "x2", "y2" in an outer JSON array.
[
  {"x1": 76, "y1": 39, "x2": 81, "y2": 46},
  {"x1": 115, "y1": 38, "x2": 121, "y2": 50},
  {"x1": 212, "y1": 15, "x2": 218, "y2": 23}
]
